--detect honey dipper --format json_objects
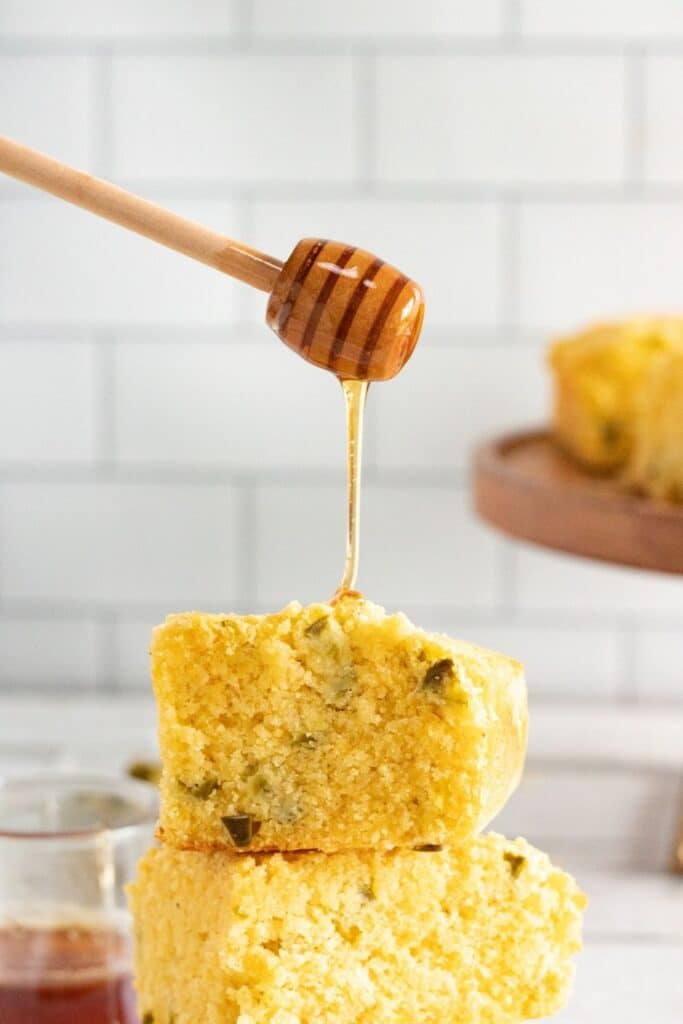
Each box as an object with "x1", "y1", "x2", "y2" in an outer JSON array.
[{"x1": 0, "y1": 136, "x2": 425, "y2": 382}]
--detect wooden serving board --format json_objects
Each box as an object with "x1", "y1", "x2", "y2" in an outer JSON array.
[{"x1": 473, "y1": 429, "x2": 683, "y2": 576}]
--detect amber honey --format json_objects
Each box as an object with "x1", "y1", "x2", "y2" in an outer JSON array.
[
  {"x1": 0, "y1": 921, "x2": 138, "y2": 1024},
  {"x1": 333, "y1": 378, "x2": 368, "y2": 600}
]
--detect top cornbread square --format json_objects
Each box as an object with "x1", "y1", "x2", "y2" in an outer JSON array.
[{"x1": 152, "y1": 597, "x2": 527, "y2": 853}]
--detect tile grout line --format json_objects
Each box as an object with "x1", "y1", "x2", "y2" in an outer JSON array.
[
  {"x1": 8, "y1": 38, "x2": 683, "y2": 57},
  {"x1": 0, "y1": 324, "x2": 549, "y2": 346},
  {"x1": 234, "y1": 482, "x2": 257, "y2": 610},
  {"x1": 96, "y1": 610, "x2": 119, "y2": 692},
  {"x1": 0, "y1": 465, "x2": 468, "y2": 486},
  {"x1": 499, "y1": 196, "x2": 521, "y2": 335},
  {"x1": 6, "y1": 181, "x2": 683, "y2": 202},
  {"x1": 93, "y1": 333, "x2": 117, "y2": 475},
  {"x1": 234, "y1": 194, "x2": 255, "y2": 323},
  {"x1": 616, "y1": 618, "x2": 640, "y2": 703},
  {"x1": 502, "y1": 0, "x2": 523, "y2": 41},
  {"x1": 497, "y1": 542, "x2": 518, "y2": 614},
  {"x1": 353, "y1": 53, "x2": 376, "y2": 192},
  {"x1": 91, "y1": 47, "x2": 114, "y2": 177},
  {"x1": 233, "y1": 0, "x2": 253, "y2": 40}
]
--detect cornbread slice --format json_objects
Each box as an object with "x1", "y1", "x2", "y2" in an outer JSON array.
[
  {"x1": 152, "y1": 598, "x2": 527, "y2": 852},
  {"x1": 628, "y1": 348, "x2": 683, "y2": 502},
  {"x1": 549, "y1": 316, "x2": 683, "y2": 471},
  {"x1": 129, "y1": 835, "x2": 586, "y2": 1024}
]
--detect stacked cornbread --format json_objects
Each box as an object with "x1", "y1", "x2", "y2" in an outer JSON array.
[
  {"x1": 129, "y1": 597, "x2": 585, "y2": 1023},
  {"x1": 549, "y1": 316, "x2": 683, "y2": 500}
]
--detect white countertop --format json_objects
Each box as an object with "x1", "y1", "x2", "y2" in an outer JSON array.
[
  {"x1": 554, "y1": 938, "x2": 683, "y2": 1024},
  {"x1": 551, "y1": 867, "x2": 683, "y2": 1023},
  {"x1": 536, "y1": 825, "x2": 683, "y2": 1021}
]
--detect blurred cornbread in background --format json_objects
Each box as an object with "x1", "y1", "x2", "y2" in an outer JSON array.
[
  {"x1": 549, "y1": 317, "x2": 683, "y2": 501},
  {"x1": 628, "y1": 347, "x2": 683, "y2": 502}
]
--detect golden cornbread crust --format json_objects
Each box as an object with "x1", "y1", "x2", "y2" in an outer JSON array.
[
  {"x1": 549, "y1": 316, "x2": 683, "y2": 473},
  {"x1": 627, "y1": 348, "x2": 683, "y2": 502},
  {"x1": 152, "y1": 597, "x2": 527, "y2": 853},
  {"x1": 129, "y1": 834, "x2": 586, "y2": 1024}
]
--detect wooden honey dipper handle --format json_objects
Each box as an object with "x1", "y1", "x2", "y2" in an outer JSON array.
[
  {"x1": 0, "y1": 135, "x2": 283, "y2": 293},
  {"x1": 0, "y1": 136, "x2": 425, "y2": 380}
]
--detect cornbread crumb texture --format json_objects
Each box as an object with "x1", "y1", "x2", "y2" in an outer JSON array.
[
  {"x1": 628, "y1": 348, "x2": 683, "y2": 502},
  {"x1": 129, "y1": 834, "x2": 586, "y2": 1024},
  {"x1": 152, "y1": 598, "x2": 527, "y2": 852},
  {"x1": 549, "y1": 316, "x2": 683, "y2": 473}
]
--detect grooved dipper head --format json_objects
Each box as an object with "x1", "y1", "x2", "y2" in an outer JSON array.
[{"x1": 266, "y1": 238, "x2": 425, "y2": 381}]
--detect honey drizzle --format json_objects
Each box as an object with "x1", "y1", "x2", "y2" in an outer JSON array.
[{"x1": 333, "y1": 378, "x2": 369, "y2": 600}]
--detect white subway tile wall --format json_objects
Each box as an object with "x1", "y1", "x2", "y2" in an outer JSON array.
[
  {"x1": 114, "y1": 337, "x2": 345, "y2": 470},
  {"x1": 0, "y1": 1, "x2": 236, "y2": 38},
  {"x1": 372, "y1": 343, "x2": 546, "y2": 472},
  {"x1": 428, "y1": 618, "x2": 623, "y2": 700},
  {"x1": 0, "y1": 482, "x2": 240, "y2": 606},
  {"x1": 245, "y1": 199, "x2": 503, "y2": 328},
  {"x1": 0, "y1": 198, "x2": 241, "y2": 324},
  {"x1": 515, "y1": 545, "x2": 683, "y2": 615},
  {"x1": 519, "y1": 203, "x2": 683, "y2": 332},
  {"x1": 521, "y1": 1, "x2": 683, "y2": 39},
  {"x1": 644, "y1": 57, "x2": 683, "y2": 184},
  {"x1": 0, "y1": 57, "x2": 95, "y2": 170},
  {"x1": 252, "y1": 1, "x2": 503, "y2": 39},
  {"x1": 0, "y1": 617, "x2": 102, "y2": 689},
  {"x1": 112, "y1": 56, "x2": 355, "y2": 184},
  {"x1": 0, "y1": 341, "x2": 97, "y2": 463},
  {"x1": 375, "y1": 56, "x2": 627, "y2": 186},
  {"x1": 0, "y1": 1, "x2": 681, "y2": 701},
  {"x1": 634, "y1": 628, "x2": 683, "y2": 701}
]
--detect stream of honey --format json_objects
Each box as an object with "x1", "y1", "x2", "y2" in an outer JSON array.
[{"x1": 333, "y1": 378, "x2": 369, "y2": 600}]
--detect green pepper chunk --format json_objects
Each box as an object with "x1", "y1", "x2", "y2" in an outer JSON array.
[
  {"x1": 142, "y1": 1014, "x2": 154, "y2": 1024},
  {"x1": 327, "y1": 664, "x2": 356, "y2": 709},
  {"x1": 222, "y1": 813, "x2": 261, "y2": 847},
  {"x1": 504, "y1": 851, "x2": 526, "y2": 878},
  {"x1": 294, "y1": 732, "x2": 318, "y2": 749},
  {"x1": 422, "y1": 659, "x2": 454, "y2": 695},
  {"x1": 178, "y1": 778, "x2": 220, "y2": 800},
  {"x1": 127, "y1": 760, "x2": 161, "y2": 785},
  {"x1": 276, "y1": 804, "x2": 299, "y2": 825},
  {"x1": 246, "y1": 771, "x2": 273, "y2": 797},
  {"x1": 305, "y1": 615, "x2": 328, "y2": 636},
  {"x1": 600, "y1": 420, "x2": 621, "y2": 447}
]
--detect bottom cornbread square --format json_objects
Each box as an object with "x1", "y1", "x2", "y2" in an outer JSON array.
[{"x1": 128, "y1": 834, "x2": 585, "y2": 1024}]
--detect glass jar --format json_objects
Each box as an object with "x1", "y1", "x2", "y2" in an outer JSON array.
[{"x1": 0, "y1": 774, "x2": 157, "y2": 1024}]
